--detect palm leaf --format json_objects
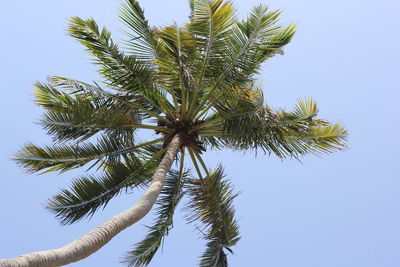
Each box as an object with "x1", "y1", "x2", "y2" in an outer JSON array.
[
  {"x1": 49, "y1": 76, "x2": 112, "y2": 98},
  {"x1": 283, "y1": 122, "x2": 348, "y2": 155},
  {"x1": 47, "y1": 155, "x2": 157, "y2": 225},
  {"x1": 124, "y1": 167, "x2": 189, "y2": 266},
  {"x1": 13, "y1": 135, "x2": 158, "y2": 174},
  {"x1": 68, "y1": 16, "x2": 175, "y2": 117},
  {"x1": 223, "y1": 99, "x2": 348, "y2": 158},
  {"x1": 292, "y1": 98, "x2": 318, "y2": 120},
  {"x1": 191, "y1": 5, "x2": 295, "y2": 118},
  {"x1": 49, "y1": 76, "x2": 172, "y2": 130},
  {"x1": 185, "y1": 166, "x2": 240, "y2": 267},
  {"x1": 119, "y1": 0, "x2": 158, "y2": 61},
  {"x1": 34, "y1": 80, "x2": 144, "y2": 143},
  {"x1": 68, "y1": 17, "x2": 155, "y2": 94},
  {"x1": 188, "y1": 0, "x2": 236, "y2": 85}
]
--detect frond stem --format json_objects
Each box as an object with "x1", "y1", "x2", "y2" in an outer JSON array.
[
  {"x1": 192, "y1": 149, "x2": 209, "y2": 176},
  {"x1": 188, "y1": 148, "x2": 203, "y2": 180}
]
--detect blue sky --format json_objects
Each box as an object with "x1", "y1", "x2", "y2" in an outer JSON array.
[{"x1": 1, "y1": 0, "x2": 399, "y2": 266}]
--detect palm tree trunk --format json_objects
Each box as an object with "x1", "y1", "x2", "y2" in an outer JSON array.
[{"x1": 0, "y1": 132, "x2": 184, "y2": 267}]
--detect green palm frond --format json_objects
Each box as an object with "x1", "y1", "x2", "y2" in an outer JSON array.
[
  {"x1": 186, "y1": 82, "x2": 264, "y2": 144},
  {"x1": 220, "y1": 6, "x2": 293, "y2": 85},
  {"x1": 68, "y1": 16, "x2": 161, "y2": 103},
  {"x1": 120, "y1": 0, "x2": 158, "y2": 61},
  {"x1": 34, "y1": 80, "x2": 143, "y2": 143},
  {"x1": 125, "y1": 167, "x2": 189, "y2": 266},
  {"x1": 47, "y1": 156, "x2": 157, "y2": 225},
  {"x1": 274, "y1": 99, "x2": 348, "y2": 155},
  {"x1": 223, "y1": 99, "x2": 348, "y2": 158},
  {"x1": 292, "y1": 98, "x2": 318, "y2": 120},
  {"x1": 213, "y1": 83, "x2": 264, "y2": 118},
  {"x1": 283, "y1": 122, "x2": 348, "y2": 155},
  {"x1": 34, "y1": 81, "x2": 70, "y2": 109},
  {"x1": 153, "y1": 24, "x2": 196, "y2": 111},
  {"x1": 50, "y1": 76, "x2": 170, "y2": 123},
  {"x1": 14, "y1": 135, "x2": 159, "y2": 174},
  {"x1": 41, "y1": 101, "x2": 138, "y2": 143},
  {"x1": 234, "y1": 6, "x2": 295, "y2": 69},
  {"x1": 185, "y1": 166, "x2": 240, "y2": 267},
  {"x1": 198, "y1": 135, "x2": 225, "y2": 150},
  {"x1": 188, "y1": 0, "x2": 236, "y2": 85},
  {"x1": 221, "y1": 107, "x2": 281, "y2": 155},
  {"x1": 49, "y1": 76, "x2": 146, "y2": 112},
  {"x1": 49, "y1": 76, "x2": 112, "y2": 98},
  {"x1": 190, "y1": 4, "x2": 295, "y2": 118}
]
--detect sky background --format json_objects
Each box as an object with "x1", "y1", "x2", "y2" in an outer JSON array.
[{"x1": 1, "y1": 0, "x2": 400, "y2": 266}]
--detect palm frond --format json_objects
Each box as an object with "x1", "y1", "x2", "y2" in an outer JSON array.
[
  {"x1": 68, "y1": 16, "x2": 159, "y2": 98},
  {"x1": 185, "y1": 0, "x2": 237, "y2": 118},
  {"x1": 185, "y1": 166, "x2": 240, "y2": 267},
  {"x1": 47, "y1": 155, "x2": 156, "y2": 225},
  {"x1": 49, "y1": 76, "x2": 111, "y2": 98},
  {"x1": 237, "y1": 6, "x2": 295, "y2": 65},
  {"x1": 192, "y1": 82, "x2": 264, "y2": 150},
  {"x1": 292, "y1": 98, "x2": 318, "y2": 120},
  {"x1": 120, "y1": 0, "x2": 158, "y2": 61},
  {"x1": 188, "y1": 0, "x2": 236, "y2": 85},
  {"x1": 229, "y1": 6, "x2": 295, "y2": 79},
  {"x1": 13, "y1": 135, "x2": 159, "y2": 174},
  {"x1": 153, "y1": 24, "x2": 197, "y2": 112},
  {"x1": 218, "y1": 6, "x2": 290, "y2": 86},
  {"x1": 34, "y1": 79, "x2": 145, "y2": 143},
  {"x1": 124, "y1": 166, "x2": 189, "y2": 266},
  {"x1": 188, "y1": 0, "x2": 195, "y2": 19},
  {"x1": 191, "y1": 5, "x2": 294, "y2": 118},
  {"x1": 212, "y1": 82, "x2": 264, "y2": 119},
  {"x1": 222, "y1": 99, "x2": 348, "y2": 158},
  {"x1": 283, "y1": 122, "x2": 348, "y2": 155},
  {"x1": 50, "y1": 76, "x2": 171, "y2": 124},
  {"x1": 49, "y1": 76, "x2": 153, "y2": 114}
]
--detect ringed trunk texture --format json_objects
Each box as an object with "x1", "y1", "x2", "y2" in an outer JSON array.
[{"x1": 0, "y1": 132, "x2": 184, "y2": 267}]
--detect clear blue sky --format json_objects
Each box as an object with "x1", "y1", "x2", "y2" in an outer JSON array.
[{"x1": 1, "y1": 0, "x2": 399, "y2": 266}]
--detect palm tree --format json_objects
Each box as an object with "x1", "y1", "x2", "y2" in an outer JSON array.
[{"x1": 0, "y1": 0, "x2": 347, "y2": 266}]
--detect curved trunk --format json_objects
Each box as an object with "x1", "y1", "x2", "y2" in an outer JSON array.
[{"x1": 0, "y1": 132, "x2": 184, "y2": 267}]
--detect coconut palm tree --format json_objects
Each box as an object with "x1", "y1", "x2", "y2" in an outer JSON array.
[{"x1": 0, "y1": 0, "x2": 347, "y2": 266}]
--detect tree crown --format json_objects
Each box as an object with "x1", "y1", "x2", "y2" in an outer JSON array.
[{"x1": 14, "y1": 0, "x2": 348, "y2": 265}]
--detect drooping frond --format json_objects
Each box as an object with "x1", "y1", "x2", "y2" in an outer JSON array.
[
  {"x1": 185, "y1": 166, "x2": 240, "y2": 267},
  {"x1": 271, "y1": 99, "x2": 348, "y2": 155},
  {"x1": 282, "y1": 121, "x2": 348, "y2": 155},
  {"x1": 222, "y1": 99, "x2": 348, "y2": 157},
  {"x1": 13, "y1": 135, "x2": 157, "y2": 174},
  {"x1": 125, "y1": 166, "x2": 190, "y2": 266},
  {"x1": 47, "y1": 155, "x2": 157, "y2": 225}
]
